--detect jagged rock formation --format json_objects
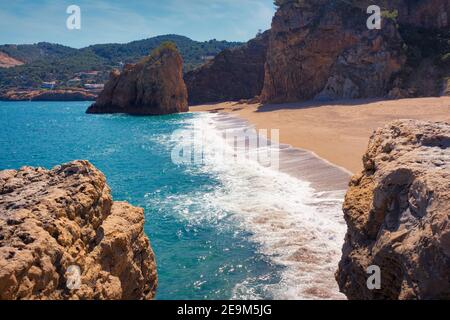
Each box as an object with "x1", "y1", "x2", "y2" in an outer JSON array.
[
  {"x1": 336, "y1": 120, "x2": 450, "y2": 300},
  {"x1": 184, "y1": 31, "x2": 269, "y2": 105},
  {"x1": 87, "y1": 43, "x2": 188, "y2": 115},
  {"x1": 0, "y1": 160, "x2": 157, "y2": 300},
  {"x1": 260, "y1": 0, "x2": 450, "y2": 103}
]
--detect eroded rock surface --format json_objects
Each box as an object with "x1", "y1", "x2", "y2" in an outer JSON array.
[
  {"x1": 0, "y1": 160, "x2": 157, "y2": 300},
  {"x1": 87, "y1": 43, "x2": 188, "y2": 115},
  {"x1": 260, "y1": 0, "x2": 450, "y2": 103},
  {"x1": 261, "y1": 1, "x2": 405, "y2": 103},
  {"x1": 336, "y1": 120, "x2": 450, "y2": 300},
  {"x1": 185, "y1": 31, "x2": 269, "y2": 105}
]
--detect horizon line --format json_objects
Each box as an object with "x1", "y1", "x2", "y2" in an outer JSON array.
[{"x1": 0, "y1": 33, "x2": 251, "y2": 50}]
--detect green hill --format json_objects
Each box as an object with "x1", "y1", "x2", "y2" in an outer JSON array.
[
  {"x1": 0, "y1": 35, "x2": 242, "y2": 90},
  {"x1": 0, "y1": 42, "x2": 77, "y2": 64}
]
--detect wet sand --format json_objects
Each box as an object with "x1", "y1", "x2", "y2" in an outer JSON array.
[
  {"x1": 191, "y1": 97, "x2": 450, "y2": 173},
  {"x1": 207, "y1": 112, "x2": 351, "y2": 192}
]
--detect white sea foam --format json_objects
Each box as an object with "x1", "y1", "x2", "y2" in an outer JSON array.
[{"x1": 171, "y1": 113, "x2": 348, "y2": 300}]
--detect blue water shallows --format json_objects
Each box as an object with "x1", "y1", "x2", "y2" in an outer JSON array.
[
  {"x1": 0, "y1": 101, "x2": 347, "y2": 300},
  {"x1": 0, "y1": 101, "x2": 282, "y2": 299}
]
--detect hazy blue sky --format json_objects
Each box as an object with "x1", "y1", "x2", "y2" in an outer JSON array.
[{"x1": 0, "y1": 0, "x2": 276, "y2": 48}]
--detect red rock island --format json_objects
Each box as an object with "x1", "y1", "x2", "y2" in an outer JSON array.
[{"x1": 87, "y1": 42, "x2": 188, "y2": 115}]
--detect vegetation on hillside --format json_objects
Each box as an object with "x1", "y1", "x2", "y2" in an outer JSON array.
[
  {"x1": 0, "y1": 42, "x2": 77, "y2": 64},
  {"x1": 0, "y1": 35, "x2": 242, "y2": 91}
]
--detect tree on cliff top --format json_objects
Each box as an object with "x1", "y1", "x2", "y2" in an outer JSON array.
[
  {"x1": 152, "y1": 41, "x2": 178, "y2": 55},
  {"x1": 140, "y1": 41, "x2": 180, "y2": 65}
]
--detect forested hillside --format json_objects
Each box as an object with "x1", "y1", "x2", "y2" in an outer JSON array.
[{"x1": 0, "y1": 35, "x2": 241, "y2": 90}]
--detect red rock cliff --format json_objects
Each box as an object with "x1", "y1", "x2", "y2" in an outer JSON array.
[
  {"x1": 260, "y1": 0, "x2": 450, "y2": 103},
  {"x1": 261, "y1": 1, "x2": 406, "y2": 103},
  {"x1": 185, "y1": 31, "x2": 269, "y2": 105},
  {"x1": 87, "y1": 43, "x2": 188, "y2": 115}
]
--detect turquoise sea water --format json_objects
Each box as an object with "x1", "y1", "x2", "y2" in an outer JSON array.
[
  {"x1": 0, "y1": 101, "x2": 282, "y2": 299},
  {"x1": 0, "y1": 101, "x2": 349, "y2": 300}
]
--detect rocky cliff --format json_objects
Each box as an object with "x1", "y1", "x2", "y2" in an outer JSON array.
[
  {"x1": 261, "y1": 1, "x2": 406, "y2": 103},
  {"x1": 336, "y1": 120, "x2": 450, "y2": 300},
  {"x1": 0, "y1": 160, "x2": 157, "y2": 300},
  {"x1": 87, "y1": 43, "x2": 188, "y2": 115},
  {"x1": 184, "y1": 31, "x2": 269, "y2": 105},
  {"x1": 260, "y1": 0, "x2": 450, "y2": 103}
]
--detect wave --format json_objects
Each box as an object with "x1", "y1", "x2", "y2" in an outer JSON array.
[{"x1": 168, "y1": 112, "x2": 349, "y2": 300}]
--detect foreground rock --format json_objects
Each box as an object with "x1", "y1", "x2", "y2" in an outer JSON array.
[
  {"x1": 0, "y1": 160, "x2": 157, "y2": 300},
  {"x1": 0, "y1": 89, "x2": 97, "y2": 102},
  {"x1": 87, "y1": 43, "x2": 188, "y2": 115},
  {"x1": 185, "y1": 31, "x2": 269, "y2": 105},
  {"x1": 336, "y1": 120, "x2": 450, "y2": 299}
]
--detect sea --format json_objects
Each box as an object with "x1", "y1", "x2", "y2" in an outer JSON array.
[{"x1": 0, "y1": 101, "x2": 350, "y2": 300}]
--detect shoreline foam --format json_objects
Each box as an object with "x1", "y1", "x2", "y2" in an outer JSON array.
[
  {"x1": 205, "y1": 112, "x2": 352, "y2": 192},
  {"x1": 191, "y1": 97, "x2": 450, "y2": 173},
  {"x1": 186, "y1": 112, "x2": 350, "y2": 299}
]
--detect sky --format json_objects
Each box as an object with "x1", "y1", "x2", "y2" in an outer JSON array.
[{"x1": 0, "y1": 0, "x2": 276, "y2": 48}]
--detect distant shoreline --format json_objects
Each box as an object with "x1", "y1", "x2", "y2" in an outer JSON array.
[
  {"x1": 0, "y1": 89, "x2": 97, "y2": 102},
  {"x1": 191, "y1": 97, "x2": 450, "y2": 173}
]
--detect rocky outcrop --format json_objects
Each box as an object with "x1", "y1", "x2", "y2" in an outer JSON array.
[
  {"x1": 0, "y1": 89, "x2": 97, "y2": 102},
  {"x1": 260, "y1": 0, "x2": 450, "y2": 104},
  {"x1": 184, "y1": 31, "x2": 269, "y2": 105},
  {"x1": 261, "y1": 1, "x2": 405, "y2": 103},
  {"x1": 0, "y1": 160, "x2": 157, "y2": 300},
  {"x1": 336, "y1": 120, "x2": 450, "y2": 300},
  {"x1": 87, "y1": 43, "x2": 188, "y2": 115}
]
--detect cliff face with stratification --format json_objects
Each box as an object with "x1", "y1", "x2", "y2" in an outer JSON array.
[
  {"x1": 0, "y1": 160, "x2": 157, "y2": 300},
  {"x1": 184, "y1": 31, "x2": 269, "y2": 105},
  {"x1": 87, "y1": 44, "x2": 188, "y2": 115},
  {"x1": 336, "y1": 120, "x2": 450, "y2": 300}
]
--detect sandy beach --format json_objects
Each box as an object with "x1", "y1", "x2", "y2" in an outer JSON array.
[{"x1": 192, "y1": 97, "x2": 450, "y2": 173}]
